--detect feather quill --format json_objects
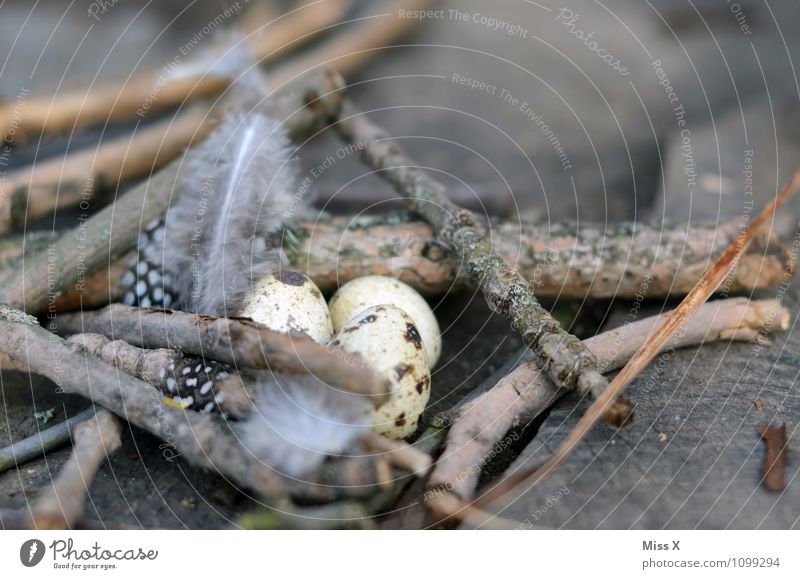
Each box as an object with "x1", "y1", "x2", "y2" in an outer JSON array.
[{"x1": 164, "y1": 55, "x2": 297, "y2": 315}]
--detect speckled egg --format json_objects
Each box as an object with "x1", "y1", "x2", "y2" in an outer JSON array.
[
  {"x1": 328, "y1": 276, "x2": 441, "y2": 367},
  {"x1": 240, "y1": 270, "x2": 333, "y2": 344},
  {"x1": 330, "y1": 304, "x2": 431, "y2": 439}
]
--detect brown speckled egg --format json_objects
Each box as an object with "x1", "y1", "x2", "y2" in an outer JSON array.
[
  {"x1": 331, "y1": 304, "x2": 431, "y2": 439},
  {"x1": 240, "y1": 270, "x2": 333, "y2": 344},
  {"x1": 328, "y1": 276, "x2": 441, "y2": 367}
]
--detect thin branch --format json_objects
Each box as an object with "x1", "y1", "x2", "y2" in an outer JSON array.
[
  {"x1": 28, "y1": 409, "x2": 122, "y2": 530},
  {"x1": 0, "y1": 69, "x2": 344, "y2": 313},
  {"x1": 54, "y1": 305, "x2": 390, "y2": 405},
  {"x1": 271, "y1": 0, "x2": 436, "y2": 85},
  {"x1": 0, "y1": 406, "x2": 97, "y2": 475},
  {"x1": 0, "y1": 305, "x2": 288, "y2": 501},
  {"x1": 336, "y1": 103, "x2": 632, "y2": 426},
  {"x1": 476, "y1": 167, "x2": 800, "y2": 509},
  {"x1": 0, "y1": 105, "x2": 211, "y2": 235},
  {"x1": 67, "y1": 333, "x2": 254, "y2": 418},
  {"x1": 4, "y1": 212, "x2": 787, "y2": 311},
  {"x1": 429, "y1": 298, "x2": 789, "y2": 502},
  {"x1": 0, "y1": 1, "x2": 350, "y2": 141}
]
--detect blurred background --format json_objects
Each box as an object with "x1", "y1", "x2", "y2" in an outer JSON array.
[{"x1": 3, "y1": 0, "x2": 800, "y2": 225}]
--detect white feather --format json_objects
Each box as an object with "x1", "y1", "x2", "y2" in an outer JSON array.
[{"x1": 237, "y1": 374, "x2": 373, "y2": 478}]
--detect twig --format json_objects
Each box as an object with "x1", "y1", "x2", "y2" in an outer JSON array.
[
  {"x1": 0, "y1": 1, "x2": 349, "y2": 141},
  {"x1": 245, "y1": 420, "x2": 450, "y2": 527},
  {"x1": 54, "y1": 304, "x2": 390, "y2": 405},
  {"x1": 246, "y1": 0, "x2": 353, "y2": 64},
  {"x1": 28, "y1": 409, "x2": 122, "y2": 530},
  {"x1": 67, "y1": 334, "x2": 253, "y2": 418},
  {"x1": 0, "y1": 106, "x2": 211, "y2": 235},
  {"x1": 364, "y1": 432, "x2": 433, "y2": 475},
  {"x1": 476, "y1": 168, "x2": 800, "y2": 509},
  {"x1": 426, "y1": 493, "x2": 520, "y2": 530},
  {"x1": 272, "y1": 0, "x2": 436, "y2": 85},
  {"x1": 0, "y1": 69, "x2": 344, "y2": 313},
  {"x1": 429, "y1": 298, "x2": 790, "y2": 501},
  {"x1": 286, "y1": 213, "x2": 788, "y2": 297},
  {"x1": 0, "y1": 406, "x2": 97, "y2": 475},
  {"x1": 336, "y1": 103, "x2": 632, "y2": 426},
  {"x1": 759, "y1": 423, "x2": 788, "y2": 493},
  {"x1": 6, "y1": 212, "x2": 787, "y2": 312},
  {"x1": 0, "y1": 305, "x2": 288, "y2": 500}
]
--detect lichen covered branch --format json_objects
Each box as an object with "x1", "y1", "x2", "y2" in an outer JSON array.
[
  {"x1": 429, "y1": 298, "x2": 789, "y2": 502},
  {"x1": 0, "y1": 305, "x2": 287, "y2": 500},
  {"x1": 336, "y1": 104, "x2": 630, "y2": 425},
  {"x1": 54, "y1": 305, "x2": 390, "y2": 405}
]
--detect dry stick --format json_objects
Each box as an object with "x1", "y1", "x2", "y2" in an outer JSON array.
[
  {"x1": 0, "y1": 0, "x2": 348, "y2": 141},
  {"x1": 0, "y1": 69, "x2": 345, "y2": 314},
  {"x1": 759, "y1": 423, "x2": 788, "y2": 493},
  {"x1": 364, "y1": 432, "x2": 433, "y2": 475},
  {"x1": 54, "y1": 305, "x2": 390, "y2": 406},
  {"x1": 246, "y1": 0, "x2": 353, "y2": 64},
  {"x1": 0, "y1": 105, "x2": 212, "y2": 235},
  {"x1": 0, "y1": 0, "x2": 426, "y2": 231},
  {"x1": 271, "y1": 0, "x2": 436, "y2": 86},
  {"x1": 0, "y1": 305, "x2": 288, "y2": 500},
  {"x1": 288, "y1": 213, "x2": 788, "y2": 297},
  {"x1": 67, "y1": 334, "x2": 254, "y2": 418},
  {"x1": 476, "y1": 168, "x2": 800, "y2": 510},
  {"x1": 336, "y1": 104, "x2": 632, "y2": 427},
  {"x1": 28, "y1": 409, "x2": 122, "y2": 530},
  {"x1": 428, "y1": 298, "x2": 790, "y2": 502},
  {"x1": 0, "y1": 406, "x2": 97, "y2": 475},
  {"x1": 11, "y1": 212, "x2": 787, "y2": 312}
]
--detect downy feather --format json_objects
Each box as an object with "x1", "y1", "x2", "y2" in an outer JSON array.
[
  {"x1": 165, "y1": 83, "x2": 297, "y2": 315},
  {"x1": 237, "y1": 374, "x2": 373, "y2": 478}
]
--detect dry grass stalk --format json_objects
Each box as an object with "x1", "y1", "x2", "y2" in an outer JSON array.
[
  {"x1": 475, "y1": 168, "x2": 800, "y2": 509},
  {"x1": 429, "y1": 298, "x2": 789, "y2": 502}
]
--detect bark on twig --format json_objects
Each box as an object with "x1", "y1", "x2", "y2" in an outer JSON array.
[
  {"x1": 429, "y1": 298, "x2": 790, "y2": 502},
  {"x1": 287, "y1": 213, "x2": 788, "y2": 297},
  {"x1": 0, "y1": 70, "x2": 344, "y2": 313},
  {"x1": 28, "y1": 409, "x2": 122, "y2": 530},
  {"x1": 336, "y1": 104, "x2": 631, "y2": 426},
  {"x1": 67, "y1": 334, "x2": 254, "y2": 418},
  {"x1": 55, "y1": 305, "x2": 390, "y2": 405},
  {"x1": 0, "y1": 406, "x2": 97, "y2": 475},
  {"x1": 0, "y1": 305, "x2": 287, "y2": 500},
  {"x1": 477, "y1": 168, "x2": 800, "y2": 508},
  {"x1": 759, "y1": 423, "x2": 788, "y2": 493},
  {"x1": 4, "y1": 213, "x2": 787, "y2": 312}
]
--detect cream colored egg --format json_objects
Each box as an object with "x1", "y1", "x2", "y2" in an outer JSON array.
[
  {"x1": 240, "y1": 270, "x2": 333, "y2": 344},
  {"x1": 330, "y1": 305, "x2": 431, "y2": 439},
  {"x1": 328, "y1": 276, "x2": 441, "y2": 367}
]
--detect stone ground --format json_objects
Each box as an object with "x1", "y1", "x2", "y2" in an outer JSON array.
[{"x1": 1, "y1": 0, "x2": 800, "y2": 528}]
